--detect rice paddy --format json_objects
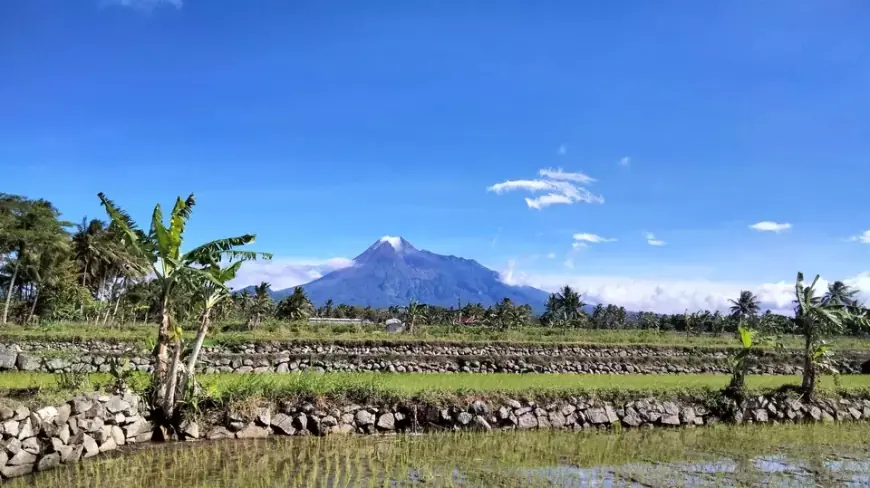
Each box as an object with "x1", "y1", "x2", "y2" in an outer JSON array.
[{"x1": 14, "y1": 422, "x2": 870, "y2": 487}]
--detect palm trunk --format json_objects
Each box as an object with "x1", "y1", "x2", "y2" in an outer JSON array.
[
  {"x1": 2, "y1": 256, "x2": 21, "y2": 325},
  {"x1": 109, "y1": 277, "x2": 126, "y2": 327},
  {"x1": 26, "y1": 287, "x2": 40, "y2": 325},
  {"x1": 181, "y1": 307, "x2": 211, "y2": 395}
]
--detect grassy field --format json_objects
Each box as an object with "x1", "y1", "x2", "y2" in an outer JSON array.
[
  {"x1": 4, "y1": 321, "x2": 870, "y2": 350},
  {"x1": 3, "y1": 371, "x2": 869, "y2": 406},
  {"x1": 14, "y1": 422, "x2": 870, "y2": 487}
]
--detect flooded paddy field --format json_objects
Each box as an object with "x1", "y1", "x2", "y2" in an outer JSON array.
[{"x1": 16, "y1": 422, "x2": 870, "y2": 487}]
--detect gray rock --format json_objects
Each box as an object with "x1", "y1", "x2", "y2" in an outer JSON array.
[
  {"x1": 17, "y1": 418, "x2": 34, "y2": 439},
  {"x1": 55, "y1": 404, "x2": 71, "y2": 426},
  {"x1": 660, "y1": 414, "x2": 681, "y2": 426},
  {"x1": 270, "y1": 413, "x2": 296, "y2": 435},
  {"x1": 622, "y1": 412, "x2": 643, "y2": 427},
  {"x1": 82, "y1": 435, "x2": 99, "y2": 458},
  {"x1": 548, "y1": 411, "x2": 566, "y2": 428},
  {"x1": 507, "y1": 399, "x2": 522, "y2": 409},
  {"x1": 0, "y1": 404, "x2": 13, "y2": 420},
  {"x1": 1, "y1": 463, "x2": 33, "y2": 478},
  {"x1": 321, "y1": 415, "x2": 338, "y2": 428},
  {"x1": 21, "y1": 437, "x2": 40, "y2": 454},
  {"x1": 105, "y1": 396, "x2": 131, "y2": 414},
  {"x1": 255, "y1": 408, "x2": 271, "y2": 427},
  {"x1": 586, "y1": 408, "x2": 609, "y2": 425},
  {"x1": 235, "y1": 423, "x2": 270, "y2": 439},
  {"x1": 15, "y1": 353, "x2": 40, "y2": 371},
  {"x1": 754, "y1": 409, "x2": 769, "y2": 422},
  {"x1": 179, "y1": 420, "x2": 199, "y2": 440},
  {"x1": 376, "y1": 413, "x2": 395, "y2": 431},
  {"x1": 809, "y1": 406, "x2": 822, "y2": 421},
  {"x1": 470, "y1": 400, "x2": 489, "y2": 415},
  {"x1": 3, "y1": 419, "x2": 19, "y2": 437},
  {"x1": 0, "y1": 345, "x2": 20, "y2": 370},
  {"x1": 3, "y1": 437, "x2": 21, "y2": 455},
  {"x1": 124, "y1": 418, "x2": 151, "y2": 439},
  {"x1": 663, "y1": 402, "x2": 679, "y2": 416},
  {"x1": 604, "y1": 405, "x2": 619, "y2": 423},
  {"x1": 355, "y1": 410, "x2": 375, "y2": 426},
  {"x1": 472, "y1": 415, "x2": 492, "y2": 431},
  {"x1": 8, "y1": 449, "x2": 37, "y2": 466},
  {"x1": 206, "y1": 427, "x2": 234, "y2": 440},
  {"x1": 292, "y1": 414, "x2": 308, "y2": 432},
  {"x1": 71, "y1": 398, "x2": 93, "y2": 415},
  {"x1": 517, "y1": 413, "x2": 538, "y2": 429},
  {"x1": 680, "y1": 407, "x2": 697, "y2": 425},
  {"x1": 99, "y1": 437, "x2": 118, "y2": 453},
  {"x1": 59, "y1": 445, "x2": 83, "y2": 464},
  {"x1": 47, "y1": 358, "x2": 70, "y2": 371},
  {"x1": 456, "y1": 412, "x2": 473, "y2": 425},
  {"x1": 849, "y1": 408, "x2": 862, "y2": 420},
  {"x1": 37, "y1": 452, "x2": 61, "y2": 471},
  {"x1": 13, "y1": 405, "x2": 29, "y2": 421}
]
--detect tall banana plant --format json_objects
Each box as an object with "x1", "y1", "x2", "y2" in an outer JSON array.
[
  {"x1": 181, "y1": 255, "x2": 268, "y2": 396},
  {"x1": 794, "y1": 272, "x2": 868, "y2": 400},
  {"x1": 98, "y1": 193, "x2": 266, "y2": 428},
  {"x1": 727, "y1": 322, "x2": 757, "y2": 395}
]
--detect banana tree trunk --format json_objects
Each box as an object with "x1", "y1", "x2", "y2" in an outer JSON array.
[
  {"x1": 181, "y1": 307, "x2": 211, "y2": 395},
  {"x1": 26, "y1": 288, "x2": 40, "y2": 325},
  {"x1": 162, "y1": 334, "x2": 183, "y2": 421},
  {"x1": 801, "y1": 333, "x2": 816, "y2": 400},
  {"x1": 153, "y1": 298, "x2": 171, "y2": 408},
  {"x1": 1, "y1": 256, "x2": 21, "y2": 325},
  {"x1": 109, "y1": 277, "x2": 126, "y2": 327}
]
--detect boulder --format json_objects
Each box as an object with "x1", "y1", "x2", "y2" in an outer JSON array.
[
  {"x1": 472, "y1": 415, "x2": 492, "y2": 431},
  {"x1": 15, "y1": 354, "x2": 40, "y2": 371},
  {"x1": 270, "y1": 413, "x2": 296, "y2": 435},
  {"x1": 355, "y1": 410, "x2": 375, "y2": 426},
  {"x1": 1, "y1": 463, "x2": 33, "y2": 478},
  {"x1": 235, "y1": 423, "x2": 270, "y2": 439},
  {"x1": 37, "y1": 452, "x2": 61, "y2": 471},
  {"x1": 517, "y1": 413, "x2": 537, "y2": 429},
  {"x1": 205, "y1": 427, "x2": 234, "y2": 440},
  {"x1": 376, "y1": 413, "x2": 395, "y2": 431},
  {"x1": 456, "y1": 412, "x2": 473, "y2": 426},
  {"x1": 0, "y1": 345, "x2": 20, "y2": 370},
  {"x1": 660, "y1": 414, "x2": 681, "y2": 426},
  {"x1": 586, "y1": 408, "x2": 609, "y2": 425}
]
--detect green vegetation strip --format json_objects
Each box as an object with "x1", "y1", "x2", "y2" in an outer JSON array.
[
  {"x1": 4, "y1": 372, "x2": 870, "y2": 405},
  {"x1": 4, "y1": 322, "x2": 870, "y2": 350},
  {"x1": 14, "y1": 423, "x2": 870, "y2": 488}
]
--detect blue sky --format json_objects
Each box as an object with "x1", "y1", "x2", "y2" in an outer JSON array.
[{"x1": 2, "y1": 0, "x2": 869, "y2": 312}]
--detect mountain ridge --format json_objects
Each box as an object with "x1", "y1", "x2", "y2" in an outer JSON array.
[{"x1": 250, "y1": 237, "x2": 551, "y2": 311}]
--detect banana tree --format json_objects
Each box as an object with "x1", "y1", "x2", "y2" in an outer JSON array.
[
  {"x1": 98, "y1": 193, "x2": 264, "y2": 429},
  {"x1": 794, "y1": 272, "x2": 868, "y2": 400},
  {"x1": 181, "y1": 255, "x2": 267, "y2": 396},
  {"x1": 727, "y1": 323, "x2": 758, "y2": 395}
]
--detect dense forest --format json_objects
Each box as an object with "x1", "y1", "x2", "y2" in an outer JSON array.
[{"x1": 1, "y1": 192, "x2": 867, "y2": 337}]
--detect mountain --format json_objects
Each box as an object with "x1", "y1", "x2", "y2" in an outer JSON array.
[{"x1": 268, "y1": 236, "x2": 551, "y2": 310}]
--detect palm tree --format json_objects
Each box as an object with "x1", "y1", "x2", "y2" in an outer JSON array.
[
  {"x1": 729, "y1": 290, "x2": 760, "y2": 319},
  {"x1": 276, "y1": 287, "x2": 314, "y2": 321},
  {"x1": 99, "y1": 192, "x2": 264, "y2": 426},
  {"x1": 247, "y1": 282, "x2": 272, "y2": 328},
  {"x1": 541, "y1": 294, "x2": 562, "y2": 327},
  {"x1": 71, "y1": 218, "x2": 108, "y2": 289},
  {"x1": 554, "y1": 285, "x2": 585, "y2": 325},
  {"x1": 794, "y1": 272, "x2": 868, "y2": 399},
  {"x1": 822, "y1": 281, "x2": 860, "y2": 307}
]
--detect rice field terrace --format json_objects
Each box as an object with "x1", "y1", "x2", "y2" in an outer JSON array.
[
  {"x1": 5, "y1": 322, "x2": 870, "y2": 350},
  {"x1": 13, "y1": 422, "x2": 870, "y2": 487}
]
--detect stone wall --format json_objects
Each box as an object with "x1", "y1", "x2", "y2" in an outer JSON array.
[
  {"x1": 0, "y1": 392, "x2": 151, "y2": 480},
  {"x1": 6, "y1": 388, "x2": 870, "y2": 481},
  {"x1": 1, "y1": 339, "x2": 866, "y2": 376}
]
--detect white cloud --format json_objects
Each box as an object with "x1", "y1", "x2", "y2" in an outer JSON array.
[
  {"x1": 538, "y1": 168, "x2": 596, "y2": 184},
  {"x1": 619, "y1": 156, "x2": 631, "y2": 167},
  {"x1": 546, "y1": 252, "x2": 556, "y2": 259},
  {"x1": 102, "y1": 0, "x2": 182, "y2": 10},
  {"x1": 848, "y1": 230, "x2": 870, "y2": 244},
  {"x1": 487, "y1": 168, "x2": 604, "y2": 210},
  {"x1": 645, "y1": 232, "x2": 667, "y2": 246},
  {"x1": 558, "y1": 144, "x2": 567, "y2": 155},
  {"x1": 228, "y1": 256, "x2": 352, "y2": 291},
  {"x1": 573, "y1": 233, "x2": 616, "y2": 244},
  {"x1": 750, "y1": 221, "x2": 792, "y2": 233},
  {"x1": 501, "y1": 267, "x2": 870, "y2": 315}
]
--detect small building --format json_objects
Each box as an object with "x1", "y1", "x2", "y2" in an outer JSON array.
[
  {"x1": 307, "y1": 317, "x2": 371, "y2": 325},
  {"x1": 384, "y1": 318, "x2": 405, "y2": 333}
]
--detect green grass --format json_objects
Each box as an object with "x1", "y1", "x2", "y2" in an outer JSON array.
[
  {"x1": 15, "y1": 422, "x2": 870, "y2": 487},
  {"x1": 4, "y1": 371, "x2": 869, "y2": 406},
  {"x1": 6, "y1": 321, "x2": 870, "y2": 350}
]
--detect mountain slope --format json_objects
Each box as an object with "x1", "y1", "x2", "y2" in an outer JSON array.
[{"x1": 271, "y1": 236, "x2": 550, "y2": 310}]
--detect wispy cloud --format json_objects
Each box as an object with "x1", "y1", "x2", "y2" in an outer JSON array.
[
  {"x1": 487, "y1": 168, "x2": 603, "y2": 210},
  {"x1": 848, "y1": 230, "x2": 870, "y2": 244},
  {"x1": 619, "y1": 156, "x2": 631, "y2": 167},
  {"x1": 573, "y1": 233, "x2": 617, "y2": 244},
  {"x1": 558, "y1": 144, "x2": 567, "y2": 156},
  {"x1": 102, "y1": 0, "x2": 183, "y2": 10},
  {"x1": 645, "y1": 232, "x2": 666, "y2": 246},
  {"x1": 546, "y1": 252, "x2": 556, "y2": 259},
  {"x1": 228, "y1": 257, "x2": 353, "y2": 291},
  {"x1": 750, "y1": 221, "x2": 792, "y2": 233}
]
